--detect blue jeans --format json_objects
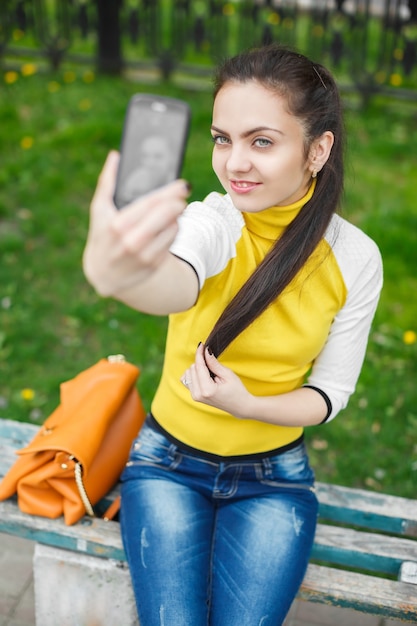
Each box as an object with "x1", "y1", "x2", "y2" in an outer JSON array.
[{"x1": 120, "y1": 418, "x2": 318, "y2": 626}]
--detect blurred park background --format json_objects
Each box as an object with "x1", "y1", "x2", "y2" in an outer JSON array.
[{"x1": 0, "y1": 0, "x2": 416, "y2": 498}]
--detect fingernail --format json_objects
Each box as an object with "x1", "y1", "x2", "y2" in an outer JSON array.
[{"x1": 206, "y1": 345, "x2": 213, "y2": 356}]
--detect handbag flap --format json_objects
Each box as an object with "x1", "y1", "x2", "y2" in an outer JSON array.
[{"x1": 16, "y1": 358, "x2": 141, "y2": 471}]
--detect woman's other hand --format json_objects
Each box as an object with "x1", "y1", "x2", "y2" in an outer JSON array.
[{"x1": 181, "y1": 343, "x2": 253, "y2": 419}]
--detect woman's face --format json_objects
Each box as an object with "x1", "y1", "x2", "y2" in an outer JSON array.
[{"x1": 211, "y1": 81, "x2": 313, "y2": 212}]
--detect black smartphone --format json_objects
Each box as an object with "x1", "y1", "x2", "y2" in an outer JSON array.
[{"x1": 113, "y1": 94, "x2": 191, "y2": 209}]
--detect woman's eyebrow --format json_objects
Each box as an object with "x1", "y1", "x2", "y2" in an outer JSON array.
[
  {"x1": 210, "y1": 125, "x2": 228, "y2": 135},
  {"x1": 210, "y1": 124, "x2": 283, "y2": 138}
]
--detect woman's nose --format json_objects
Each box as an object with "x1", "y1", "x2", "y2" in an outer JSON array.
[{"x1": 226, "y1": 145, "x2": 251, "y2": 174}]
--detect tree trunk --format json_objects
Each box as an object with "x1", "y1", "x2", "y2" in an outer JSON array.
[{"x1": 96, "y1": 0, "x2": 123, "y2": 74}]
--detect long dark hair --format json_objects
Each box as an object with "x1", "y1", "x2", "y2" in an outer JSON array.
[{"x1": 205, "y1": 44, "x2": 345, "y2": 357}]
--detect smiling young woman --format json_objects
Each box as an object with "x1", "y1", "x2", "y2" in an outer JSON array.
[{"x1": 83, "y1": 44, "x2": 383, "y2": 626}]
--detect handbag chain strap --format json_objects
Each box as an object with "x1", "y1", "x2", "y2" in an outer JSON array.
[
  {"x1": 73, "y1": 459, "x2": 95, "y2": 517},
  {"x1": 70, "y1": 355, "x2": 127, "y2": 519}
]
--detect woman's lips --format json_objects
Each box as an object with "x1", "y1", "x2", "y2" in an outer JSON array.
[{"x1": 229, "y1": 180, "x2": 261, "y2": 194}]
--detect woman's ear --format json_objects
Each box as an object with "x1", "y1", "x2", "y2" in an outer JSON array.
[{"x1": 308, "y1": 131, "x2": 334, "y2": 178}]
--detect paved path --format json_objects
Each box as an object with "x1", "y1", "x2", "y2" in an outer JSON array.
[{"x1": 0, "y1": 532, "x2": 407, "y2": 626}]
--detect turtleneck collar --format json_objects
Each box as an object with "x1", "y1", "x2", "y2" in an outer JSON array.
[{"x1": 243, "y1": 180, "x2": 316, "y2": 241}]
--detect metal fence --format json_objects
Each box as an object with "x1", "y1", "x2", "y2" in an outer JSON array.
[{"x1": 1, "y1": 0, "x2": 416, "y2": 102}]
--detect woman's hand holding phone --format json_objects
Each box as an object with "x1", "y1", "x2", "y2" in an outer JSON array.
[{"x1": 83, "y1": 151, "x2": 196, "y2": 314}]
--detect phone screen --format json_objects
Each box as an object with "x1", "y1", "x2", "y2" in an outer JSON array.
[{"x1": 114, "y1": 95, "x2": 191, "y2": 209}]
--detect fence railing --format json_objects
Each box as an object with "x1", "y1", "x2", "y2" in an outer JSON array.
[{"x1": 1, "y1": 0, "x2": 416, "y2": 102}]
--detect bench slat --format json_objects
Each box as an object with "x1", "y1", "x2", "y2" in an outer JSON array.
[
  {"x1": 0, "y1": 418, "x2": 38, "y2": 442},
  {"x1": 301, "y1": 563, "x2": 417, "y2": 622},
  {"x1": 316, "y1": 481, "x2": 417, "y2": 537},
  {"x1": 0, "y1": 499, "x2": 125, "y2": 560},
  {"x1": 0, "y1": 444, "x2": 25, "y2": 476},
  {"x1": 0, "y1": 418, "x2": 38, "y2": 476},
  {"x1": 2, "y1": 498, "x2": 416, "y2": 580},
  {"x1": 313, "y1": 523, "x2": 417, "y2": 576}
]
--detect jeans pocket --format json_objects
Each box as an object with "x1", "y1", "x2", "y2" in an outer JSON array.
[
  {"x1": 125, "y1": 422, "x2": 179, "y2": 470},
  {"x1": 258, "y1": 443, "x2": 316, "y2": 490}
]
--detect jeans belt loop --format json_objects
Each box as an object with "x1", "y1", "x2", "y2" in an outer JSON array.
[
  {"x1": 168, "y1": 444, "x2": 177, "y2": 461},
  {"x1": 262, "y1": 457, "x2": 273, "y2": 478}
]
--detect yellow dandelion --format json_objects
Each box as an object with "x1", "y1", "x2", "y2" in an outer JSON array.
[
  {"x1": 393, "y1": 48, "x2": 403, "y2": 61},
  {"x1": 375, "y1": 71, "x2": 386, "y2": 84},
  {"x1": 82, "y1": 70, "x2": 95, "y2": 84},
  {"x1": 13, "y1": 29, "x2": 25, "y2": 41},
  {"x1": 20, "y1": 136, "x2": 34, "y2": 150},
  {"x1": 48, "y1": 80, "x2": 60, "y2": 93},
  {"x1": 312, "y1": 24, "x2": 324, "y2": 37},
  {"x1": 365, "y1": 476, "x2": 379, "y2": 489},
  {"x1": 390, "y1": 73, "x2": 402, "y2": 87},
  {"x1": 268, "y1": 12, "x2": 280, "y2": 26},
  {"x1": 21, "y1": 388, "x2": 35, "y2": 401},
  {"x1": 63, "y1": 70, "x2": 76, "y2": 84},
  {"x1": 21, "y1": 63, "x2": 37, "y2": 77},
  {"x1": 403, "y1": 330, "x2": 417, "y2": 345},
  {"x1": 222, "y1": 3, "x2": 235, "y2": 16},
  {"x1": 79, "y1": 98, "x2": 92, "y2": 111},
  {"x1": 5, "y1": 71, "x2": 19, "y2": 85}
]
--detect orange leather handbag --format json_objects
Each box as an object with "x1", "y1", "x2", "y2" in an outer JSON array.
[{"x1": 0, "y1": 356, "x2": 146, "y2": 525}]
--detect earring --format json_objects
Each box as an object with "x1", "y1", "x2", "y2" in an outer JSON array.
[{"x1": 311, "y1": 170, "x2": 317, "y2": 179}]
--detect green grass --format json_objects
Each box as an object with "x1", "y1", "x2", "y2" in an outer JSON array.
[{"x1": 1, "y1": 65, "x2": 416, "y2": 498}]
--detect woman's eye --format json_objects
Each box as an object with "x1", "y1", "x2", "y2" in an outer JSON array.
[
  {"x1": 212, "y1": 135, "x2": 230, "y2": 145},
  {"x1": 254, "y1": 138, "x2": 272, "y2": 147}
]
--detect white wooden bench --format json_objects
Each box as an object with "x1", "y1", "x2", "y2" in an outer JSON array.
[{"x1": 1, "y1": 418, "x2": 416, "y2": 624}]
